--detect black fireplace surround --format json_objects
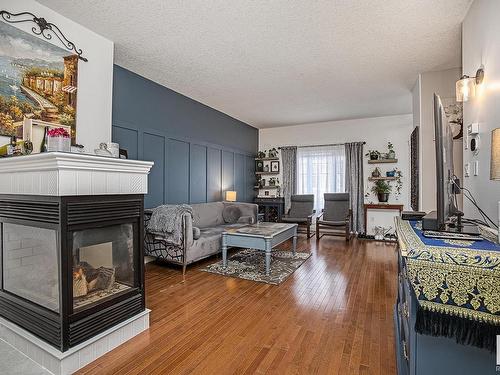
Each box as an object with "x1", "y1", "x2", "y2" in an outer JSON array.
[{"x1": 0, "y1": 194, "x2": 145, "y2": 352}]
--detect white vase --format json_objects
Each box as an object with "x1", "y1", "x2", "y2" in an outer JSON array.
[{"x1": 47, "y1": 136, "x2": 71, "y2": 152}]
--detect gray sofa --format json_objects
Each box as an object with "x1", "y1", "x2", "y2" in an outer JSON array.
[{"x1": 145, "y1": 201, "x2": 258, "y2": 274}]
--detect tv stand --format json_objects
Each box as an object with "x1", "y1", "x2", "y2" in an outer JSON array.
[{"x1": 422, "y1": 210, "x2": 480, "y2": 236}]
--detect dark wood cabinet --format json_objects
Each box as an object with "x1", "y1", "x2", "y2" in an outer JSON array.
[
  {"x1": 254, "y1": 197, "x2": 285, "y2": 222},
  {"x1": 394, "y1": 220, "x2": 495, "y2": 375}
]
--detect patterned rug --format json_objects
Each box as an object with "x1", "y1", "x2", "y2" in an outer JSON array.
[{"x1": 200, "y1": 249, "x2": 311, "y2": 285}]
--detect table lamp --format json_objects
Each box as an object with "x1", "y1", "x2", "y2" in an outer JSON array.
[{"x1": 225, "y1": 191, "x2": 237, "y2": 202}]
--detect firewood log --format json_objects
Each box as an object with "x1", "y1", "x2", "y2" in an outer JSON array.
[
  {"x1": 86, "y1": 267, "x2": 115, "y2": 292},
  {"x1": 74, "y1": 262, "x2": 116, "y2": 294},
  {"x1": 73, "y1": 268, "x2": 88, "y2": 297}
]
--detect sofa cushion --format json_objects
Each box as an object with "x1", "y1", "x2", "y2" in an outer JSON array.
[
  {"x1": 192, "y1": 226, "x2": 201, "y2": 240},
  {"x1": 187, "y1": 227, "x2": 224, "y2": 263},
  {"x1": 222, "y1": 205, "x2": 242, "y2": 224},
  {"x1": 191, "y1": 202, "x2": 225, "y2": 228}
]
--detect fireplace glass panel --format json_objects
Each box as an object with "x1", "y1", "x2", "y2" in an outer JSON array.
[
  {"x1": 72, "y1": 223, "x2": 135, "y2": 311},
  {"x1": 2, "y1": 223, "x2": 60, "y2": 312}
]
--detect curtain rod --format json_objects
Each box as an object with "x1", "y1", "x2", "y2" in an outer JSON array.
[{"x1": 278, "y1": 141, "x2": 365, "y2": 149}]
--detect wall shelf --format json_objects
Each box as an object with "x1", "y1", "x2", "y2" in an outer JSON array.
[
  {"x1": 368, "y1": 176, "x2": 397, "y2": 181},
  {"x1": 368, "y1": 159, "x2": 398, "y2": 164},
  {"x1": 255, "y1": 171, "x2": 279, "y2": 175},
  {"x1": 254, "y1": 185, "x2": 279, "y2": 189},
  {"x1": 255, "y1": 157, "x2": 279, "y2": 161}
]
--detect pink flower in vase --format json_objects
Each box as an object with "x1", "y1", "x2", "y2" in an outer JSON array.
[{"x1": 47, "y1": 127, "x2": 70, "y2": 138}]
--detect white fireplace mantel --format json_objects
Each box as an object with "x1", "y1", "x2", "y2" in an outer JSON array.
[{"x1": 0, "y1": 152, "x2": 154, "y2": 196}]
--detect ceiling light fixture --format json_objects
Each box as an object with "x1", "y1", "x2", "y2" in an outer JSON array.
[{"x1": 456, "y1": 66, "x2": 485, "y2": 102}]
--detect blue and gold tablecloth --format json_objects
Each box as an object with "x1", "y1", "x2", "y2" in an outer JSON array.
[{"x1": 395, "y1": 218, "x2": 500, "y2": 350}]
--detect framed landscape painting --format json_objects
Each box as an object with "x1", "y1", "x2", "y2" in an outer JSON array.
[{"x1": 0, "y1": 20, "x2": 78, "y2": 143}]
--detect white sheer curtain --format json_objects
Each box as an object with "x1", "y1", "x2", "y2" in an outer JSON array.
[{"x1": 296, "y1": 145, "x2": 345, "y2": 212}]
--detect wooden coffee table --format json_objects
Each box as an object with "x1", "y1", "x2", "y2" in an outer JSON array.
[{"x1": 221, "y1": 222, "x2": 298, "y2": 276}]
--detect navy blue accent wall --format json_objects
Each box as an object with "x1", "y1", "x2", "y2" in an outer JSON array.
[{"x1": 112, "y1": 65, "x2": 258, "y2": 208}]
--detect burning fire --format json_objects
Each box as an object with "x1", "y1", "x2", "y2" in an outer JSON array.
[{"x1": 73, "y1": 268, "x2": 84, "y2": 280}]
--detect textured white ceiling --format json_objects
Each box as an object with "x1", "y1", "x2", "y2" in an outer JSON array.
[{"x1": 37, "y1": 0, "x2": 472, "y2": 128}]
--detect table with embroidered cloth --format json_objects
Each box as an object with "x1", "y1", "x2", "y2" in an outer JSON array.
[{"x1": 395, "y1": 217, "x2": 500, "y2": 352}]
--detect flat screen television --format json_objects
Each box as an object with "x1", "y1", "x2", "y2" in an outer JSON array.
[
  {"x1": 433, "y1": 93, "x2": 456, "y2": 230},
  {"x1": 424, "y1": 94, "x2": 478, "y2": 235}
]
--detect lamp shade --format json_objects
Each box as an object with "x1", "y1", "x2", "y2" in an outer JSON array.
[
  {"x1": 456, "y1": 76, "x2": 476, "y2": 102},
  {"x1": 225, "y1": 191, "x2": 237, "y2": 202},
  {"x1": 491, "y1": 128, "x2": 500, "y2": 180}
]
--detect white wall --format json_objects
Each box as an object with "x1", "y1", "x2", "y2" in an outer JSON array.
[
  {"x1": 462, "y1": 0, "x2": 500, "y2": 226},
  {"x1": 2, "y1": 0, "x2": 114, "y2": 150},
  {"x1": 259, "y1": 114, "x2": 413, "y2": 233}
]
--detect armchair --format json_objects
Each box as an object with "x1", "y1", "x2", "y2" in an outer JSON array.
[
  {"x1": 316, "y1": 193, "x2": 352, "y2": 241},
  {"x1": 281, "y1": 194, "x2": 316, "y2": 238}
]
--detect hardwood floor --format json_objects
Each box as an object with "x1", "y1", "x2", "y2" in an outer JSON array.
[{"x1": 77, "y1": 236, "x2": 398, "y2": 375}]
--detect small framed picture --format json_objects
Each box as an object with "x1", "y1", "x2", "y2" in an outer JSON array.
[
  {"x1": 119, "y1": 148, "x2": 128, "y2": 159},
  {"x1": 255, "y1": 160, "x2": 264, "y2": 172},
  {"x1": 270, "y1": 161, "x2": 280, "y2": 172},
  {"x1": 264, "y1": 191, "x2": 270, "y2": 196}
]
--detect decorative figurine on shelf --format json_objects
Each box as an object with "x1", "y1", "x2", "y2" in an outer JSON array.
[
  {"x1": 371, "y1": 167, "x2": 381, "y2": 177},
  {"x1": 268, "y1": 148, "x2": 278, "y2": 158},
  {"x1": 387, "y1": 142, "x2": 396, "y2": 159},
  {"x1": 7, "y1": 136, "x2": 16, "y2": 156},
  {"x1": 40, "y1": 127, "x2": 48, "y2": 153},
  {"x1": 264, "y1": 165, "x2": 269, "y2": 172},
  {"x1": 257, "y1": 150, "x2": 266, "y2": 159},
  {"x1": 94, "y1": 143, "x2": 113, "y2": 157},
  {"x1": 386, "y1": 170, "x2": 396, "y2": 177},
  {"x1": 23, "y1": 137, "x2": 33, "y2": 155}
]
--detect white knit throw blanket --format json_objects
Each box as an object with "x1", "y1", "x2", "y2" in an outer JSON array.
[{"x1": 148, "y1": 204, "x2": 193, "y2": 246}]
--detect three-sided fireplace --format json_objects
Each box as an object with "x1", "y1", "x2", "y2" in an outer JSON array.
[{"x1": 0, "y1": 194, "x2": 145, "y2": 352}]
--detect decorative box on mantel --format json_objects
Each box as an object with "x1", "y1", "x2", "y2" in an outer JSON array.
[{"x1": 0, "y1": 152, "x2": 154, "y2": 375}]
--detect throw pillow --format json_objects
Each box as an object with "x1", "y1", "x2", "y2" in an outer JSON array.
[
  {"x1": 223, "y1": 205, "x2": 241, "y2": 224},
  {"x1": 192, "y1": 226, "x2": 201, "y2": 240}
]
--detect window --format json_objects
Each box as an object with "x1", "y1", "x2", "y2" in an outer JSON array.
[{"x1": 296, "y1": 145, "x2": 345, "y2": 212}]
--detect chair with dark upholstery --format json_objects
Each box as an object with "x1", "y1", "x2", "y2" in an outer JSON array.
[
  {"x1": 281, "y1": 194, "x2": 316, "y2": 238},
  {"x1": 316, "y1": 193, "x2": 352, "y2": 241}
]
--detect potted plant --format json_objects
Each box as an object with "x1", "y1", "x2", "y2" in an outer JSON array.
[
  {"x1": 371, "y1": 167, "x2": 381, "y2": 178},
  {"x1": 365, "y1": 150, "x2": 380, "y2": 160},
  {"x1": 269, "y1": 177, "x2": 278, "y2": 186},
  {"x1": 257, "y1": 150, "x2": 266, "y2": 159},
  {"x1": 387, "y1": 142, "x2": 396, "y2": 159},
  {"x1": 394, "y1": 168, "x2": 403, "y2": 196},
  {"x1": 371, "y1": 180, "x2": 392, "y2": 202},
  {"x1": 268, "y1": 148, "x2": 278, "y2": 158}
]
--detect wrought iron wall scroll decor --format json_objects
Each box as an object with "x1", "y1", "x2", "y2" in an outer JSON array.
[{"x1": 0, "y1": 10, "x2": 88, "y2": 62}]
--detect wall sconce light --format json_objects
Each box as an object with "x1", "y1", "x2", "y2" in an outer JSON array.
[
  {"x1": 225, "y1": 190, "x2": 237, "y2": 202},
  {"x1": 456, "y1": 67, "x2": 485, "y2": 102}
]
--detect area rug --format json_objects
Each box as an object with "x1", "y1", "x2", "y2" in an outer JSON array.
[{"x1": 200, "y1": 249, "x2": 311, "y2": 285}]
